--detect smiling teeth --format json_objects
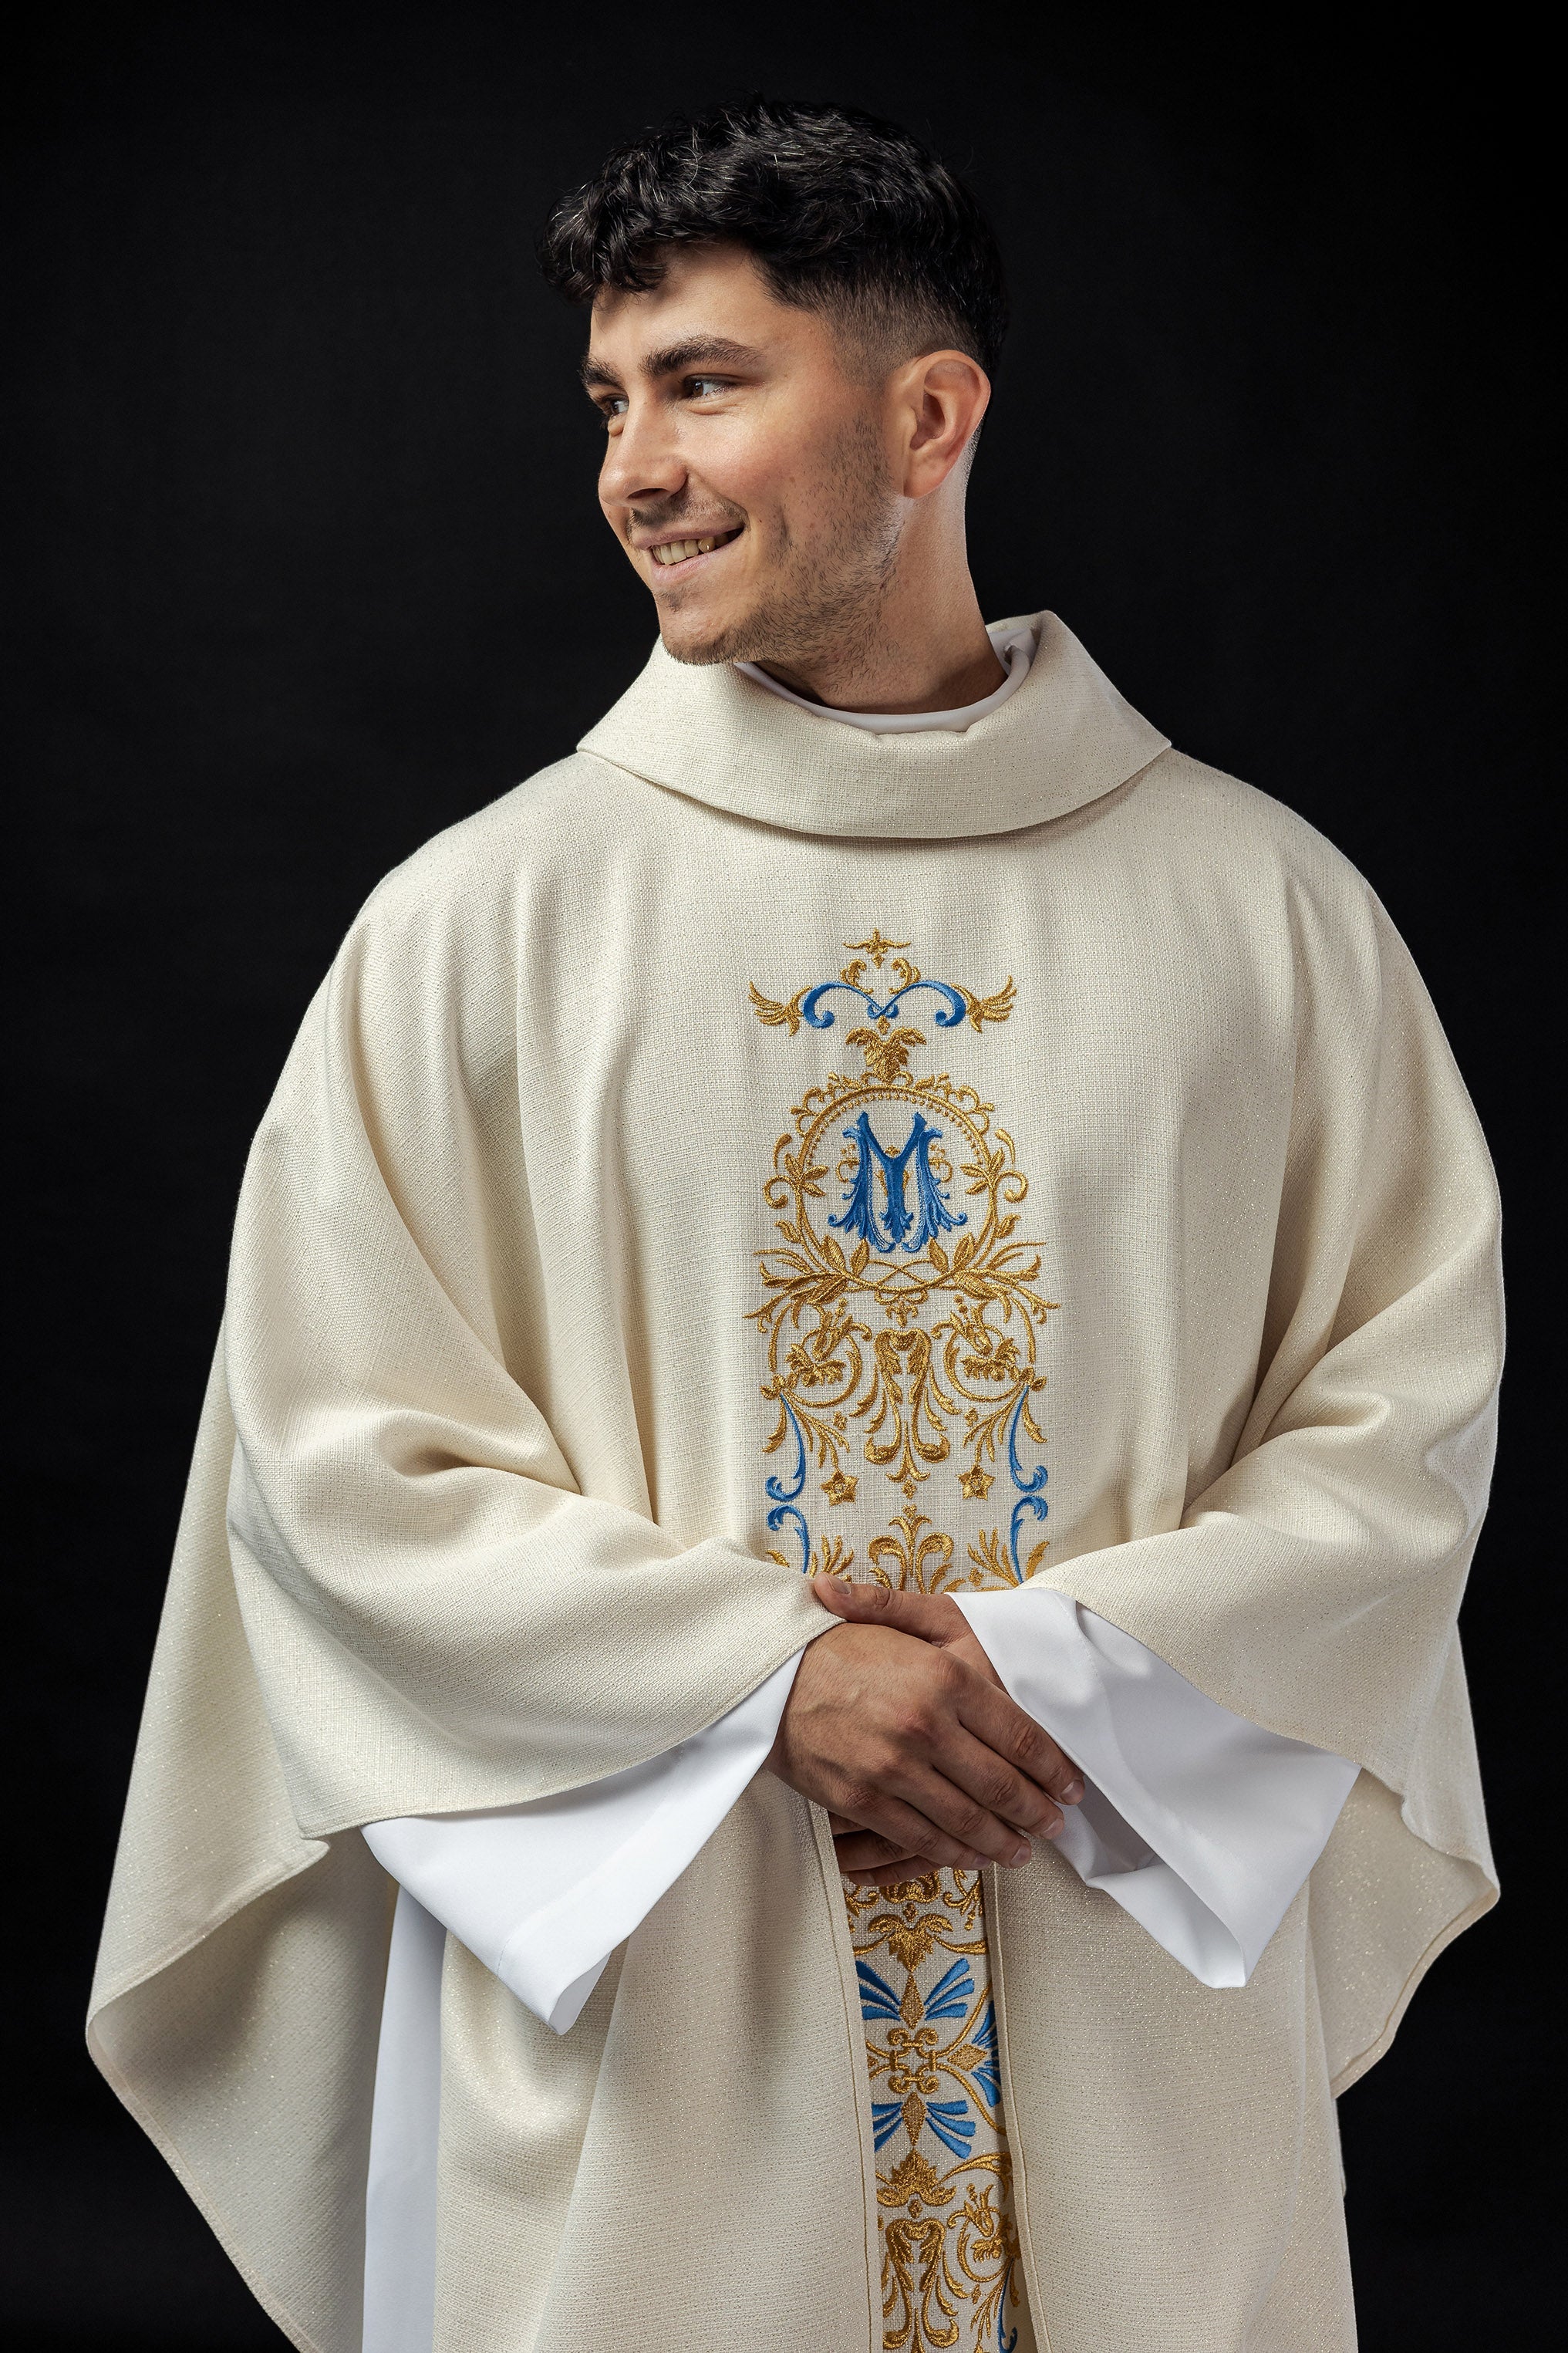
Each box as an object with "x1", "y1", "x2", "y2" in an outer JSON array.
[{"x1": 652, "y1": 535, "x2": 723, "y2": 565}]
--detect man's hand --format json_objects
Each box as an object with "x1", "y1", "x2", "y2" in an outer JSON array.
[
  {"x1": 766, "y1": 1576, "x2": 1083, "y2": 1892},
  {"x1": 814, "y1": 1573, "x2": 1013, "y2": 1693}
]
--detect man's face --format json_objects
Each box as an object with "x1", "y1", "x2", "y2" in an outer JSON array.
[{"x1": 585, "y1": 245, "x2": 902, "y2": 667}]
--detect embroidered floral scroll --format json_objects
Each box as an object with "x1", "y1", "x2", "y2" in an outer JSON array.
[{"x1": 751, "y1": 931, "x2": 1056, "y2": 2353}]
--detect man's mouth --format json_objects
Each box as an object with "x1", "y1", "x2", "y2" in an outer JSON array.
[{"x1": 646, "y1": 525, "x2": 744, "y2": 570}]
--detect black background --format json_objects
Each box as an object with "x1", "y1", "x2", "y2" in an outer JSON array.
[{"x1": 4, "y1": 6, "x2": 1553, "y2": 2345}]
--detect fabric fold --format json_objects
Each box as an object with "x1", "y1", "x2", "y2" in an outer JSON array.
[
  {"x1": 363, "y1": 1653, "x2": 801, "y2": 2034},
  {"x1": 353, "y1": 1585, "x2": 1359, "y2": 2345},
  {"x1": 215, "y1": 886, "x2": 836, "y2": 1838},
  {"x1": 580, "y1": 609, "x2": 1170, "y2": 836},
  {"x1": 956, "y1": 1585, "x2": 1361, "y2": 1984}
]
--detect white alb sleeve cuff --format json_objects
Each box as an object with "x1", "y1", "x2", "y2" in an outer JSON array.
[
  {"x1": 362, "y1": 1649, "x2": 802, "y2": 2034},
  {"x1": 953, "y1": 1585, "x2": 1359, "y2": 1987}
]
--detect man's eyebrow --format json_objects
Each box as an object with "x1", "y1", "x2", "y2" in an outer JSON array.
[
  {"x1": 640, "y1": 336, "x2": 764, "y2": 377},
  {"x1": 579, "y1": 336, "x2": 764, "y2": 391}
]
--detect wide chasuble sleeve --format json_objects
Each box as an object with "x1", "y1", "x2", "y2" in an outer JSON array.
[{"x1": 89, "y1": 614, "x2": 1501, "y2": 2353}]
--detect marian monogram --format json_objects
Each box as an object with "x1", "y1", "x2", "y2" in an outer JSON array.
[
  {"x1": 748, "y1": 930, "x2": 1053, "y2": 2353},
  {"x1": 749, "y1": 929, "x2": 1057, "y2": 1594}
]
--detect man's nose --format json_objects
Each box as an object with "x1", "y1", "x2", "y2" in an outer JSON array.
[{"x1": 599, "y1": 400, "x2": 686, "y2": 510}]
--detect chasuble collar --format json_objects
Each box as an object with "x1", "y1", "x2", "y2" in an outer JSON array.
[{"x1": 577, "y1": 609, "x2": 1172, "y2": 839}]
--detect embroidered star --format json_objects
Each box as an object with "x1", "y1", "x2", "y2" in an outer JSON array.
[
  {"x1": 822, "y1": 1470, "x2": 858, "y2": 1504},
  {"x1": 958, "y1": 1465, "x2": 994, "y2": 1500}
]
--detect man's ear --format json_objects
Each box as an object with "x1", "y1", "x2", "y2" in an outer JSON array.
[{"x1": 896, "y1": 351, "x2": 991, "y2": 499}]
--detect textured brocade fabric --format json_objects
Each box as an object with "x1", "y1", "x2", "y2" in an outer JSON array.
[
  {"x1": 750, "y1": 927, "x2": 1051, "y2": 2351},
  {"x1": 846, "y1": 1869, "x2": 1027, "y2": 2353}
]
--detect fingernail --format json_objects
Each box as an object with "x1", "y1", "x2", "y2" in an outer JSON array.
[
  {"x1": 1043, "y1": 1814, "x2": 1063, "y2": 1838},
  {"x1": 1063, "y1": 1778, "x2": 1084, "y2": 1803},
  {"x1": 1009, "y1": 1840, "x2": 1030, "y2": 1866}
]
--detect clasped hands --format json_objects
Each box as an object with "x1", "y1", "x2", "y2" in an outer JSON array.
[{"x1": 766, "y1": 1575, "x2": 1083, "y2": 1891}]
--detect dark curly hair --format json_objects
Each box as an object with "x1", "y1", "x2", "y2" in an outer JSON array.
[{"x1": 538, "y1": 98, "x2": 1007, "y2": 379}]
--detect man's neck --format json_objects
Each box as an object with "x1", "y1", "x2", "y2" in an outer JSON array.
[{"x1": 753, "y1": 567, "x2": 1004, "y2": 717}]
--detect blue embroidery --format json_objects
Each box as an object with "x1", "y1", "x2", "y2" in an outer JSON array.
[
  {"x1": 752, "y1": 935, "x2": 1036, "y2": 2349},
  {"x1": 925, "y1": 2099, "x2": 978, "y2": 2159},
  {"x1": 828, "y1": 1110, "x2": 967, "y2": 1255},
  {"x1": 798, "y1": 974, "x2": 971, "y2": 1032},
  {"x1": 856, "y1": 1962, "x2": 905, "y2": 2022},
  {"x1": 922, "y1": 1958, "x2": 976, "y2": 2020},
  {"x1": 764, "y1": 1399, "x2": 813, "y2": 1572},
  {"x1": 870, "y1": 2101, "x2": 906, "y2": 2152},
  {"x1": 964, "y1": 2003, "x2": 1003, "y2": 2108},
  {"x1": 765, "y1": 1503, "x2": 811, "y2": 1573},
  {"x1": 1006, "y1": 1392, "x2": 1049, "y2": 1581},
  {"x1": 765, "y1": 1399, "x2": 808, "y2": 1505}
]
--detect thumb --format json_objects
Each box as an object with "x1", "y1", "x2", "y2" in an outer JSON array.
[{"x1": 811, "y1": 1575, "x2": 951, "y2": 1637}]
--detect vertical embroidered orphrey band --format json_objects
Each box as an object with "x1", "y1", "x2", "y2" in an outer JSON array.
[{"x1": 750, "y1": 933, "x2": 1057, "y2": 2353}]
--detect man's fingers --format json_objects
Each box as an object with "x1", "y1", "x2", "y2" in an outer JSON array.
[
  {"x1": 956, "y1": 1674, "x2": 1084, "y2": 1804},
  {"x1": 887, "y1": 1760, "x2": 1037, "y2": 1869},
  {"x1": 843, "y1": 1853, "x2": 944, "y2": 1890},
  {"x1": 811, "y1": 1574, "x2": 953, "y2": 1640},
  {"x1": 824, "y1": 1750, "x2": 1032, "y2": 1872},
  {"x1": 835, "y1": 1828, "x2": 930, "y2": 1875},
  {"x1": 811, "y1": 1572, "x2": 871, "y2": 1617},
  {"x1": 770, "y1": 1617, "x2": 1081, "y2": 1875},
  {"x1": 828, "y1": 1781, "x2": 989, "y2": 1874},
  {"x1": 928, "y1": 1723, "x2": 1066, "y2": 1840},
  {"x1": 810, "y1": 1582, "x2": 1083, "y2": 1801}
]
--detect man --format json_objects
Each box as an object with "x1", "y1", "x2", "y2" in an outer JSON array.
[{"x1": 90, "y1": 101, "x2": 1501, "y2": 2353}]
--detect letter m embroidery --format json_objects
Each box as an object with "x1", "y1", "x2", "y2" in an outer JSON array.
[{"x1": 829, "y1": 1111, "x2": 967, "y2": 1254}]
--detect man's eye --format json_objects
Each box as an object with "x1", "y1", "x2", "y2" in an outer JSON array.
[
  {"x1": 685, "y1": 376, "x2": 730, "y2": 399},
  {"x1": 599, "y1": 395, "x2": 629, "y2": 421}
]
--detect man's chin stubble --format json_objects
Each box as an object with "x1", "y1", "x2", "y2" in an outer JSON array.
[
  {"x1": 659, "y1": 561, "x2": 898, "y2": 674},
  {"x1": 657, "y1": 609, "x2": 757, "y2": 667}
]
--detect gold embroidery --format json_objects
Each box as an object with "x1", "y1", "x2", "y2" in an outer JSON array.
[
  {"x1": 747, "y1": 979, "x2": 812, "y2": 1035},
  {"x1": 764, "y1": 1532, "x2": 855, "y2": 1578},
  {"x1": 880, "y1": 2148, "x2": 956, "y2": 2210},
  {"x1": 845, "y1": 927, "x2": 911, "y2": 967},
  {"x1": 751, "y1": 936, "x2": 1045, "y2": 2353},
  {"x1": 855, "y1": 1870, "x2": 1025, "y2": 2353},
  {"x1": 868, "y1": 1504, "x2": 956, "y2": 1594},
  {"x1": 751, "y1": 1060, "x2": 1055, "y2": 1504}
]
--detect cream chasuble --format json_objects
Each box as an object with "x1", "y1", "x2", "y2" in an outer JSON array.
[{"x1": 89, "y1": 612, "x2": 1501, "y2": 2353}]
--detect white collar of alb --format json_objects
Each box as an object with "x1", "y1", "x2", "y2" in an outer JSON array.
[{"x1": 734, "y1": 623, "x2": 1034, "y2": 735}]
